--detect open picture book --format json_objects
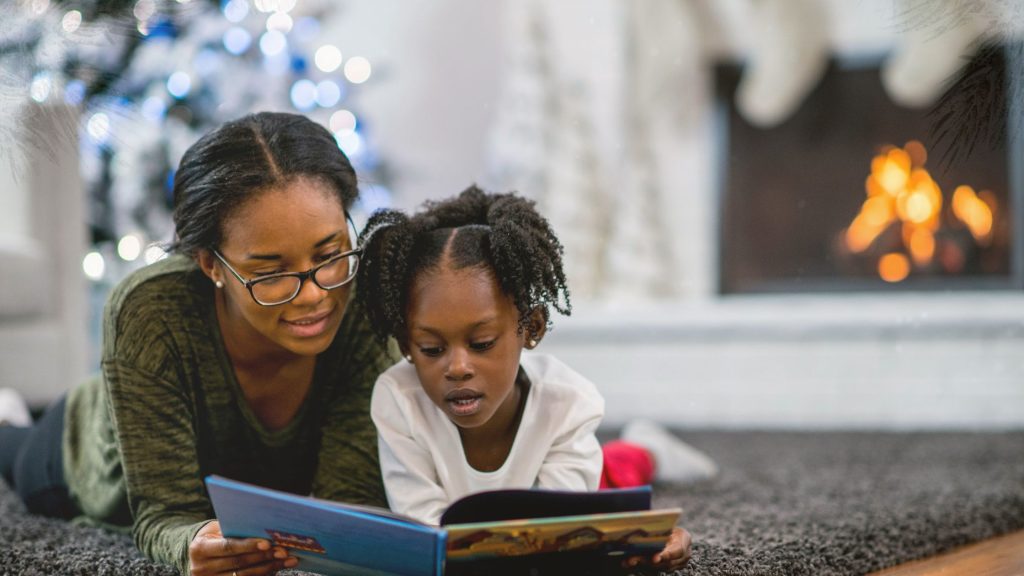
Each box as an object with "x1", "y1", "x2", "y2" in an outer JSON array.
[{"x1": 206, "y1": 475, "x2": 682, "y2": 576}]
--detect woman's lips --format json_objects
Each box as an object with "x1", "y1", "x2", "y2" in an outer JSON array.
[
  {"x1": 445, "y1": 389, "x2": 483, "y2": 417},
  {"x1": 281, "y1": 310, "x2": 332, "y2": 338}
]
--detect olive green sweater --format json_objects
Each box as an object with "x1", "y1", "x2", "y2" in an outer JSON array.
[{"x1": 62, "y1": 255, "x2": 397, "y2": 575}]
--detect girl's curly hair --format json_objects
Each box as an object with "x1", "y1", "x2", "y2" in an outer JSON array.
[{"x1": 356, "y1": 185, "x2": 571, "y2": 342}]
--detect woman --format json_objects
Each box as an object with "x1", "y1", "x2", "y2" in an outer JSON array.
[{"x1": 0, "y1": 112, "x2": 397, "y2": 576}]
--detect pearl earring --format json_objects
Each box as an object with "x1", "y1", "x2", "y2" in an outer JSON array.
[
  {"x1": 528, "y1": 339, "x2": 538, "y2": 348},
  {"x1": 405, "y1": 355, "x2": 413, "y2": 362},
  {"x1": 215, "y1": 280, "x2": 224, "y2": 289}
]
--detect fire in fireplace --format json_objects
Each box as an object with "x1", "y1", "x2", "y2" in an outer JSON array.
[
  {"x1": 841, "y1": 140, "x2": 998, "y2": 282},
  {"x1": 716, "y1": 57, "x2": 1014, "y2": 294}
]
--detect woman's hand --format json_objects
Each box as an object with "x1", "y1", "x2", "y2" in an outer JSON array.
[
  {"x1": 188, "y1": 521, "x2": 298, "y2": 576},
  {"x1": 623, "y1": 526, "x2": 692, "y2": 573}
]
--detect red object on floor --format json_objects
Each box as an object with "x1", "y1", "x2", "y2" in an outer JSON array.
[{"x1": 600, "y1": 440, "x2": 655, "y2": 489}]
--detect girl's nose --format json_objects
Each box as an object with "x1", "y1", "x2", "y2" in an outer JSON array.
[{"x1": 444, "y1": 348, "x2": 474, "y2": 381}]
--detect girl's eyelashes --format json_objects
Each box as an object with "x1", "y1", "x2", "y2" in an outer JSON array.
[
  {"x1": 469, "y1": 339, "x2": 497, "y2": 352},
  {"x1": 415, "y1": 338, "x2": 497, "y2": 357}
]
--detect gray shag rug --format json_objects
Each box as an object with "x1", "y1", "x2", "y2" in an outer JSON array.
[{"x1": 2, "y1": 431, "x2": 1022, "y2": 576}]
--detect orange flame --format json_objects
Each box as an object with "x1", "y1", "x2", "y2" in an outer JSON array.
[
  {"x1": 878, "y1": 253, "x2": 910, "y2": 282},
  {"x1": 951, "y1": 185, "x2": 994, "y2": 244},
  {"x1": 845, "y1": 140, "x2": 996, "y2": 281}
]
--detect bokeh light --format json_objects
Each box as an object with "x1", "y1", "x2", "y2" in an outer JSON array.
[
  {"x1": 290, "y1": 79, "x2": 317, "y2": 110},
  {"x1": 62, "y1": 10, "x2": 82, "y2": 33},
  {"x1": 30, "y1": 72, "x2": 51, "y2": 103},
  {"x1": 86, "y1": 113, "x2": 111, "y2": 144},
  {"x1": 223, "y1": 27, "x2": 252, "y2": 55},
  {"x1": 259, "y1": 30, "x2": 287, "y2": 56},
  {"x1": 315, "y1": 80, "x2": 341, "y2": 107},
  {"x1": 223, "y1": 0, "x2": 248, "y2": 23},
  {"x1": 166, "y1": 71, "x2": 192, "y2": 98},
  {"x1": 344, "y1": 56, "x2": 371, "y2": 84},
  {"x1": 83, "y1": 251, "x2": 105, "y2": 280},
  {"x1": 330, "y1": 109, "x2": 357, "y2": 134},
  {"x1": 315, "y1": 45, "x2": 342, "y2": 72},
  {"x1": 118, "y1": 235, "x2": 143, "y2": 261}
]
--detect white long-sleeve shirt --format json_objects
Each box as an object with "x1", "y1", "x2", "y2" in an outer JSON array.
[{"x1": 370, "y1": 353, "x2": 605, "y2": 525}]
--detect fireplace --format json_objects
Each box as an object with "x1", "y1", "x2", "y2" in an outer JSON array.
[{"x1": 715, "y1": 56, "x2": 1017, "y2": 294}]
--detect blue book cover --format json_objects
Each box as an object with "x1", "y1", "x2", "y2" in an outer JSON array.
[
  {"x1": 206, "y1": 476, "x2": 679, "y2": 576},
  {"x1": 206, "y1": 476, "x2": 445, "y2": 576}
]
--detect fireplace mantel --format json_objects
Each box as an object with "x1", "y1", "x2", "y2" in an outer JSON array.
[{"x1": 543, "y1": 293, "x2": 1024, "y2": 429}]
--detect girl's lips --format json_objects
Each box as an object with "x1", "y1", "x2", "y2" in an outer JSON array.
[
  {"x1": 447, "y1": 396, "x2": 482, "y2": 417},
  {"x1": 445, "y1": 389, "x2": 483, "y2": 417},
  {"x1": 281, "y1": 310, "x2": 332, "y2": 338}
]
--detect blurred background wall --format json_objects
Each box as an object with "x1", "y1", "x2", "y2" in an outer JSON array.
[{"x1": 2, "y1": 0, "x2": 1022, "y2": 427}]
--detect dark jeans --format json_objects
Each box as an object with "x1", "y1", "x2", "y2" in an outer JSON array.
[{"x1": 0, "y1": 395, "x2": 78, "y2": 518}]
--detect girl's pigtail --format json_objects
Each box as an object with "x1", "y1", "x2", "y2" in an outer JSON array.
[{"x1": 357, "y1": 209, "x2": 413, "y2": 340}]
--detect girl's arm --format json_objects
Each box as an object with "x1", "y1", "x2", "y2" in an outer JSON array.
[
  {"x1": 371, "y1": 378, "x2": 451, "y2": 525},
  {"x1": 534, "y1": 374, "x2": 605, "y2": 492},
  {"x1": 534, "y1": 409, "x2": 603, "y2": 491}
]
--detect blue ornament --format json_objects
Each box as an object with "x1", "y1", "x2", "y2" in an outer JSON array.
[
  {"x1": 291, "y1": 55, "x2": 307, "y2": 74},
  {"x1": 146, "y1": 17, "x2": 177, "y2": 40}
]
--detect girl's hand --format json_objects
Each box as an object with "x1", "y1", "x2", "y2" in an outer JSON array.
[
  {"x1": 623, "y1": 526, "x2": 692, "y2": 572},
  {"x1": 188, "y1": 520, "x2": 298, "y2": 576}
]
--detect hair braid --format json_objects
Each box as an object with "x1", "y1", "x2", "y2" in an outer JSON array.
[{"x1": 356, "y1": 185, "x2": 571, "y2": 342}]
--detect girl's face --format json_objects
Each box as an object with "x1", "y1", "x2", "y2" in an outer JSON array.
[
  {"x1": 405, "y1": 264, "x2": 535, "y2": 433},
  {"x1": 201, "y1": 177, "x2": 354, "y2": 359}
]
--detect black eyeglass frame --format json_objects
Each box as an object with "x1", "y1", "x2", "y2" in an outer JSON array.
[{"x1": 212, "y1": 217, "x2": 362, "y2": 307}]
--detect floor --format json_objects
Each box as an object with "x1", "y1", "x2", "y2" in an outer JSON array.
[{"x1": 867, "y1": 530, "x2": 1024, "y2": 576}]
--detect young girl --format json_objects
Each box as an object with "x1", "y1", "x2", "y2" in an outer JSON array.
[{"x1": 357, "y1": 186, "x2": 693, "y2": 571}]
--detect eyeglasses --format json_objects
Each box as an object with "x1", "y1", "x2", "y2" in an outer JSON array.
[{"x1": 213, "y1": 222, "x2": 362, "y2": 306}]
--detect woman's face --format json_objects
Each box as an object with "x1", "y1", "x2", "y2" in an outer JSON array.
[
  {"x1": 208, "y1": 177, "x2": 354, "y2": 359},
  {"x1": 405, "y1": 264, "x2": 531, "y2": 434}
]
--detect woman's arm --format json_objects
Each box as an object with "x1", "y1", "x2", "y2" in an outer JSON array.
[
  {"x1": 311, "y1": 305, "x2": 399, "y2": 506},
  {"x1": 102, "y1": 359, "x2": 214, "y2": 573}
]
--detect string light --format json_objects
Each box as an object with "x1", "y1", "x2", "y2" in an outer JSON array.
[
  {"x1": 223, "y1": 27, "x2": 252, "y2": 55},
  {"x1": 314, "y1": 45, "x2": 342, "y2": 72},
  {"x1": 30, "y1": 72, "x2": 51, "y2": 103},
  {"x1": 290, "y1": 79, "x2": 317, "y2": 110},
  {"x1": 329, "y1": 109, "x2": 356, "y2": 134},
  {"x1": 144, "y1": 245, "x2": 168, "y2": 265},
  {"x1": 335, "y1": 130, "x2": 363, "y2": 158},
  {"x1": 315, "y1": 80, "x2": 341, "y2": 107},
  {"x1": 343, "y1": 56, "x2": 371, "y2": 84},
  {"x1": 82, "y1": 252, "x2": 105, "y2": 280},
  {"x1": 223, "y1": 0, "x2": 248, "y2": 23},
  {"x1": 117, "y1": 235, "x2": 143, "y2": 261},
  {"x1": 62, "y1": 10, "x2": 82, "y2": 33},
  {"x1": 133, "y1": 0, "x2": 156, "y2": 22},
  {"x1": 141, "y1": 96, "x2": 166, "y2": 122},
  {"x1": 259, "y1": 30, "x2": 287, "y2": 56},
  {"x1": 266, "y1": 12, "x2": 292, "y2": 33},
  {"x1": 166, "y1": 71, "x2": 191, "y2": 98},
  {"x1": 86, "y1": 113, "x2": 111, "y2": 144}
]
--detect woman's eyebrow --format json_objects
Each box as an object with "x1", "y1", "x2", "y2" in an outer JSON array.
[{"x1": 244, "y1": 231, "x2": 344, "y2": 260}]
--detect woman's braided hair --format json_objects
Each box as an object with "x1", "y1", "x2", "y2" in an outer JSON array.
[{"x1": 356, "y1": 185, "x2": 571, "y2": 342}]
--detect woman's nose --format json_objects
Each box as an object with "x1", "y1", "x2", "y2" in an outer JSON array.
[
  {"x1": 291, "y1": 275, "x2": 327, "y2": 306},
  {"x1": 445, "y1": 348, "x2": 474, "y2": 381}
]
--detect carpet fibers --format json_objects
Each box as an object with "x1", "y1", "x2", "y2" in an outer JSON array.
[{"x1": 1, "y1": 430, "x2": 1022, "y2": 576}]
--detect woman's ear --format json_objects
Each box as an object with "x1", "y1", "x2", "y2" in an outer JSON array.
[
  {"x1": 525, "y1": 308, "x2": 547, "y2": 349},
  {"x1": 196, "y1": 249, "x2": 221, "y2": 286}
]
